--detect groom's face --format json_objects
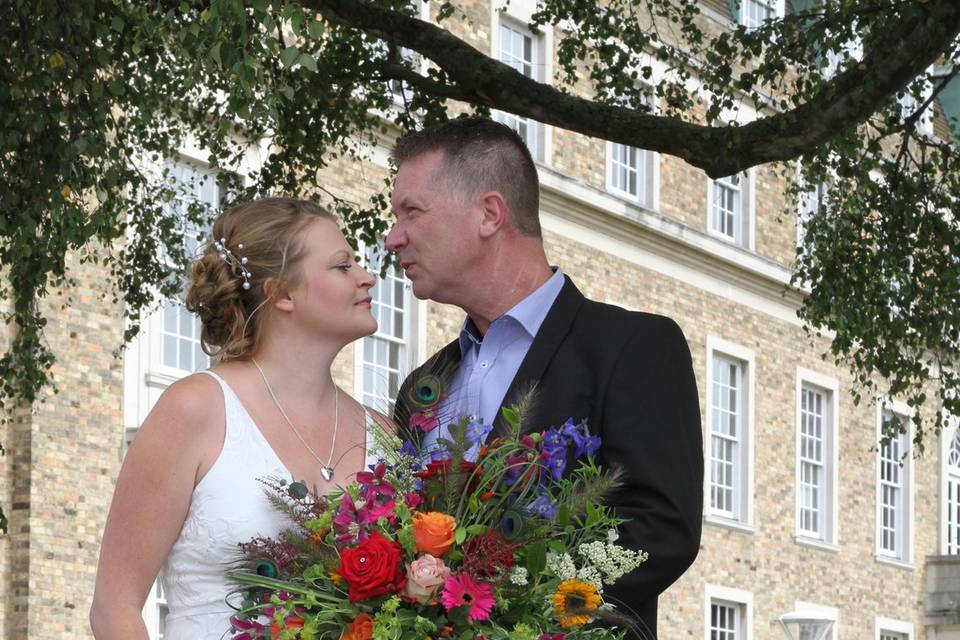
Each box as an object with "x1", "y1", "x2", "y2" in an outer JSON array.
[{"x1": 387, "y1": 150, "x2": 479, "y2": 305}]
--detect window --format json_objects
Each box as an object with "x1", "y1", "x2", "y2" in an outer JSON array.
[
  {"x1": 796, "y1": 370, "x2": 839, "y2": 546},
  {"x1": 735, "y1": 0, "x2": 784, "y2": 29},
  {"x1": 704, "y1": 585, "x2": 752, "y2": 640},
  {"x1": 944, "y1": 426, "x2": 960, "y2": 554},
  {"x1": 876, "y1": 616, "x2": 913, "y2": 640},
  {"x1": 157, "y1": 160, "x2": 225, "y2": 375},
  {"x1": 709, "y1": 171, "x2": 752, "y2": 247},
  {"x1": 386, "y1": 0, "x2": 428, "y2": 104},
  {"x1": 706, "y1": 338, "x2": 754, "y2": 528},
  {"x1": 495, "y1": 18, "x2": 545, "y2": 161},
  {"x1": 607, "y1": 87, "x2": 657, "y2": 208},
  {"x1": 710, "y1": 355, "x2": 742, "y2": 517},
  {"x1": 711, "y1": 601, "x2": 741, "y2": 640},
  {"x1": 899, "y1": 71, "x2": 934, "y2": 136},
  {"x1": 124, "y1": 157, "x2": 226, "y2": 640},
  {"x1": 142, "y1": 581, "x2": 169, "y2": 640},
  {"x1": 824, "y1": 33, "x2": 863, "y2": 79},
  {"x1": 797, "y1": 178, "x2": 826, "y2": 249},
  {"x1": 877, "y1": 407, "x2": 913, "y2": 563},
  {"x1": 358, "y1": 245, "x2": 418, "y2": 416},
  {"x1": 741, "y1": 0, "x2": 774, "y2": 28},
  {"x1": 799, "y1": 387, "x2": 826, "y2": 535}
]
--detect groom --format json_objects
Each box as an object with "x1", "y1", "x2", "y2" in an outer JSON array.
[{"x1": 387, "y1": 117, "x2": 702, "y2": 639}]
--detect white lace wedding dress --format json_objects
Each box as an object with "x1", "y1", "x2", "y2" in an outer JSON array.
[{"x1": 160, "y1": 370, "x2": 365, "y2": 639}]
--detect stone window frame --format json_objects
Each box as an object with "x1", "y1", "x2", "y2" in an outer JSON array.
[
  {"x1": 123, "y1": 144, "x2": 259, "y2": 639},
  {"x1": 707, "y1": 168, "x2": 755, "y2": 250},
  {"x1": 385, "y1": 0, "x2": 430, "y2": 107},
  {"x1": 353, "y1": 240, "x2": 426, "y2": 466},
  {"x1": 939, "y1": 415, "x2": 960, "y2": 554},
  {"x1": 704, "y1": 583, "x2": 753, "y2": 640},
  {"x1": 738, "y1": 0, "x2": 785, "y2": 30},
  {"x1": 875, "y1": 400, "x2": 916, "y2": 568},
  {"x1": 875, "y1": 616, "x2": 913, "y2": 640},
  {"x1": 704, "y1": 336, "x2": 756, "y2": 533},
  {"x1": 491, "y1": 0, "x2": 552, "y2": 164},
  {"x1": 794, "y1": 368, "x2": 840, "y2": 551},
  {"x1": 605, "y1": 83, "x2": 659, "y2": 210}
]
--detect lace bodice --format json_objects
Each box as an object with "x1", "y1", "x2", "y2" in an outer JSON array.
[{"x1": 160, "y1": 370, "x2": 366, "y2": 639}]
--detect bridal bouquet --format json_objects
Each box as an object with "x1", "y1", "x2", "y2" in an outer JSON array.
[{"x1": 228, "y1": 403, "x2": 647, "y2": 640}]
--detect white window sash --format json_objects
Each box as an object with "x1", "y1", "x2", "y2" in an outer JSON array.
[
  {"x1": 878, "y1": 413, "x2": 909, "y2": 560},
  {"x1": 799, "y1": 387, "x2": 826, "y2": 538},
  {"x1": 496, "y1": 20, "x2": 542, "y2": 159},
  {"x1": 712, "y1": 174, "x2": 743, "y2": 243},
  {"x1": 711, "y1": 356, "x2": 742, "y2": 518}
]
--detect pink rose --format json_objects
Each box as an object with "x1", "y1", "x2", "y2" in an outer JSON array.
[{"x1": 404, "y1": 554, "x2": 451, "y2": 604}]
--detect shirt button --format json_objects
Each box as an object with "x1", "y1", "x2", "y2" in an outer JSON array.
[
  {"x1": 480, "y1": 361, "x2": 488, "y2": 368},
  {"x1": 469, "y1": 415, "x2": 477, "y2": 421}
]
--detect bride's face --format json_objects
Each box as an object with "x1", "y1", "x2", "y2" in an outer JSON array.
[{"x1": 283, "y1": 218, "x2": 377, "y2": 342}]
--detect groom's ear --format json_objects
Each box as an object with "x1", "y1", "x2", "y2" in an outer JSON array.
[
  {"x1": 264, "y1": 278, "x2": 295, "y2": 313},
  {"x1": 477, "y1": 191, "x2": 508, "y2": 239}
]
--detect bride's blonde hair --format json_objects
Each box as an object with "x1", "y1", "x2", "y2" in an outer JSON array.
[{"x1": 185, "y1": 197, "x2": 336, "y2": 360}]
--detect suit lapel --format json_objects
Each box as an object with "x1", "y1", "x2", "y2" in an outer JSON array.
[{"x1": 491, "y1": 276, "x2": 585, "y2": 436}]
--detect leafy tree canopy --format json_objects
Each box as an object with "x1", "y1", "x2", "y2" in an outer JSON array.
[{"x1": 3, "y1": 0, "x2": 960, "y2": 480}]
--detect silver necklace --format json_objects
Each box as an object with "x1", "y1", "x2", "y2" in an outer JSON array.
[{"x1": 251, "y1": 358, "x2": 339, "y2": 482}]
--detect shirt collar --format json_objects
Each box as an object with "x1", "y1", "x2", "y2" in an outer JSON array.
[{"x1": 458, "y1": 267, "x2": 565, "y2": 354}]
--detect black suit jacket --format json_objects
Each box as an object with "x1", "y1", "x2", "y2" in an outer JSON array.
[{"x1": 396, "y1": 276, "x2": 703, "y2": 639}]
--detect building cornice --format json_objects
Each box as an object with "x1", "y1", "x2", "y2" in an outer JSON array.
[{"x1": 537, "y1": 165, "x2": 809, "y2": 326}]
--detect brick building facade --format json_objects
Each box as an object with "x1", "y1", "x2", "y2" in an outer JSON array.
[{"x1": 1, "y1": 1, "x2": 956, "y2": 638}]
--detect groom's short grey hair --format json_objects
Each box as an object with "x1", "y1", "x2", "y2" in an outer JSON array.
[{"x1": 391, "y1": 117, "x2": 541, "y2": 237}]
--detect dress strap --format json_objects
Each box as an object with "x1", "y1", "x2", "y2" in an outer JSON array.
[{"x1": 195, "y1": 369, "x2": 246, "y2": 444}]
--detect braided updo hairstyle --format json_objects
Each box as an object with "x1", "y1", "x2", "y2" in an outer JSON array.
[{"x1": 185, "y1": 197, "x2": 337, "y2": 360}]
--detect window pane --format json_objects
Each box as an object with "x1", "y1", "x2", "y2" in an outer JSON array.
[
  {"x1": 879, "y1": 420, "x2": 906, "y2": 557},
  {"x1": 361, "y1": 257, "x2": 411, "y2": 414}
]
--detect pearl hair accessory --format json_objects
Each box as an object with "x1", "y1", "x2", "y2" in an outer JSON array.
[{"x1": 213, "y1": 237, "x2": 252, "y2": 290}]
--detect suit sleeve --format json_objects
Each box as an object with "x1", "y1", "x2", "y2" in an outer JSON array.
[{"x1": 601, "y1": 317, "x2": 703, "y2": 611}]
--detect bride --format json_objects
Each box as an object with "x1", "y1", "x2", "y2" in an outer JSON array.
[{"x1": 91, "y1": 197, "x2": 382, "y2": 639}]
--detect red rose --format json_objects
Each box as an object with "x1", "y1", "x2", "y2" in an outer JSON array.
[{"x1": 337, "y1": 531, "x2": 407, "y2": 602}]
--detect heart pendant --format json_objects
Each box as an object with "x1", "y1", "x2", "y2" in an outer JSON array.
[{"x1": 321, "y1": 466, "x2": 334, "y2": 482}]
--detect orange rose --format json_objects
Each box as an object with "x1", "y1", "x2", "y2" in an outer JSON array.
[
  {"x1": 412, "y1": 512, "x2": 457, "y2": 557},
  {"x1": 340, "y1": 613, "x2": 374, "y2": 640}
]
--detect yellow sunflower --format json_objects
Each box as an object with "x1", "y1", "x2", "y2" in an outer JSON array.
[{"x1": 551, "y1": 579, "x2": 602, "y2": 628}]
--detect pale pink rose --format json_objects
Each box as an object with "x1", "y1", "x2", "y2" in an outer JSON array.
[{"x1": 404, "y1": 554, "x2": 451, "y2": 604}]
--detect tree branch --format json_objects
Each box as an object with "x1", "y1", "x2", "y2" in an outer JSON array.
[{"x1": 303, "y1": 0, "x2": 960, "y2": 177}]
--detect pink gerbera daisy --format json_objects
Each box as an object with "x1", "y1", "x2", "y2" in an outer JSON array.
[{"x1": 441, "y1": 574, "x2": 495, "y2": 621}]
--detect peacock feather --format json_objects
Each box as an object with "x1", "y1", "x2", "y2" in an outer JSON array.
[{"x1": 392, "y1": 343, "x2": 462, "y2": 451}]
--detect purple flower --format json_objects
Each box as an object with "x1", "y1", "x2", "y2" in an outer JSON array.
[
  {"x1": 356, "y1": 461, "x2": 396, "y2": 500},
  {"x1": 543, "y1": 448, "x2": 567, "y2": 481},
  {"x1": 400, "y1": 440, "x2": 420, "y2": 458},
  {"x1": 542, "y1": 427, "x2": 566, "y2": 453},
  {"x1": 465, "y1": 420, "x2": 494, "y2": 444},
  {"x1": 527, "y1": 494, "x2": 558, "y2": 519},
  {"x1": 561, "y1": 419, "x2": 600, "y2": 459}
]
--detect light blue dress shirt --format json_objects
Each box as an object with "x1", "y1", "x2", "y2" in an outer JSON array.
[{"x1": 421, "y1": 267, "x2": 566, "y2": 459}]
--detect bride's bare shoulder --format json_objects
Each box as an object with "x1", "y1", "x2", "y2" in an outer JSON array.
[{"x1": 364, "y1": 406, "x2": 398, "y2": 433}]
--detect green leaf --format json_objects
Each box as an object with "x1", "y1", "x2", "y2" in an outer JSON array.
[
  {"x1": 500, "y1": 406, "x2": 520, "y2": 429},
  {"x1": 525, "y1": 540, "x2": 547, "y2": 577},
  {"x1": 454, "y1": 526, "x2": 467, "y2": 545},
  {"x1": 211, "y1": 42, "x2": 223, "y2": 65},
  {"x1": 298, "y1": 54, "x2": 317, "y2": 73},
  {"x1": 280, "y1": 46, "x2": 300, "y2": 68},
  {"x1": 307, "y1": 19, "x2": 325, "y2": 40}
]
